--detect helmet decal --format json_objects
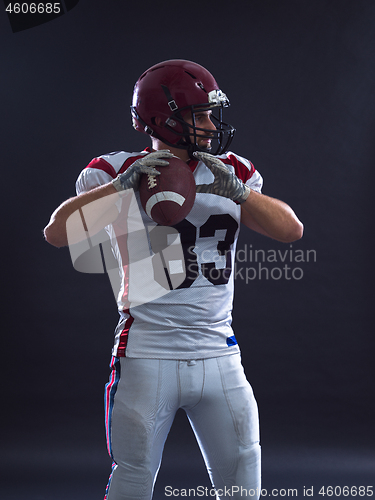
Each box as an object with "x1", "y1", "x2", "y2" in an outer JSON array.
[{"x1": 207, "y1": 89, "x2": 230, "y2": 107}]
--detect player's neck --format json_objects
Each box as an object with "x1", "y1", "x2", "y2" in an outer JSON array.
[{"x1": 150, "y1": 139, "x2": 190, "y2": 163}]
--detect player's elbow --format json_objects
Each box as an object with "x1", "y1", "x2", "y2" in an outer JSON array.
[
  {"x1": 292, "y1": 219, "x2": 304, "y2": 241},
  {"x1": 282, "y1": 220, "x2": 304, "y2": 243},
  {"x1": 43, "y1": 221, "x2": 68, "y2": 248}
]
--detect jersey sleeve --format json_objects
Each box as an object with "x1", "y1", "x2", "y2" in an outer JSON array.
[
  {"x1": 75, "y1": 158, "x2": 117, "y2": 196},
  {"x1": 75, "y1": 151, "x2": 149, "y2": 196},
  {"x1": 245, "y1": 168, "x2": 263, "y2": 193},
  {"x1": 223, "y1": 151, "x2": 263, "y2": 194}
]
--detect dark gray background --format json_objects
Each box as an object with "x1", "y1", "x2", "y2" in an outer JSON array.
[{"x1": 1, "y1": 0, "x2": 374, "y2": 498}]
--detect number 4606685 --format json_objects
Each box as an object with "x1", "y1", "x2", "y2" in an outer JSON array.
[
  {"x1": 318, "y1": 486, "x2": 373, "y2": 497},
  {"x1": 5, "y1": 3, "x2": 61, "y2": 14}
]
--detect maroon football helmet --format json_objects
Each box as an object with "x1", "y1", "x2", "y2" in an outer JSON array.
[{"x1": 131, "y1": 59, "x2": 235, "y2": 158}]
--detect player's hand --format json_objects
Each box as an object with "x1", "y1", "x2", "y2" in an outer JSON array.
[
  {"x1": 112, "y1": 150, "x2": 174, "y2": 192},
  {"x1": 193, "y1": 151, "x2": 250, "y2": 203}
]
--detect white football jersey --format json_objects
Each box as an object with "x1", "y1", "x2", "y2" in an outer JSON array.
[{"x1": 75, "y1": 149, "x2": 263, "y2": 360}]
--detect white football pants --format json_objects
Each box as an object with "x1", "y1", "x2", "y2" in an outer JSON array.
[{"x1": 105, "y1": 353, "x2": 261, "y2": 499}]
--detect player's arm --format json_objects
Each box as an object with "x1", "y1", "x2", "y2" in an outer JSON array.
[
  {"x1": 44, "y1": 150, "x2": 174, "y2": 248},
  {"x1": 194, "y1": 151, "x2": 303, "y2": 243},
  {"x1": 44, "y1": 183, "x2": 120, "y2": 248},
  {"x1": 240, "y1": 191, "x2": 303, "y2": 242}
]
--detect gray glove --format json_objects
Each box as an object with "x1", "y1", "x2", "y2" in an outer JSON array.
[
  {"x1": 112, "y1": 150, "x2": 173, "y2": 192},
  {"x1": 193, "y1": 151, "x2": 251, "y2": 203}
]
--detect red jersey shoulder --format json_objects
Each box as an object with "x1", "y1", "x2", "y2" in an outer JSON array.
[
  {"x1": 85, "y1": 151, "x2": 148, "y2": 178},
  {"x1": 219, "y1": 152, "x2": 256, "y2": 184},
  {"x1": 86, "y1": 157, "x2": 117, "y2": 178}
]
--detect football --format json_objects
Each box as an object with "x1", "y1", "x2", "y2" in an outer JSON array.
[{"x1": 139, "y1": 155, "x2": 196, "y2": 226}]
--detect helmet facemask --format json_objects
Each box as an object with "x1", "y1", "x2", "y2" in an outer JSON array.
[{"x1": 164, "y1": 104, "x2": 235, "y2": 158}]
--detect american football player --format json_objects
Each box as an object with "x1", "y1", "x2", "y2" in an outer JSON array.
[{"x1": 44, "y1": 59, "x2": 303, "y2": 500}]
